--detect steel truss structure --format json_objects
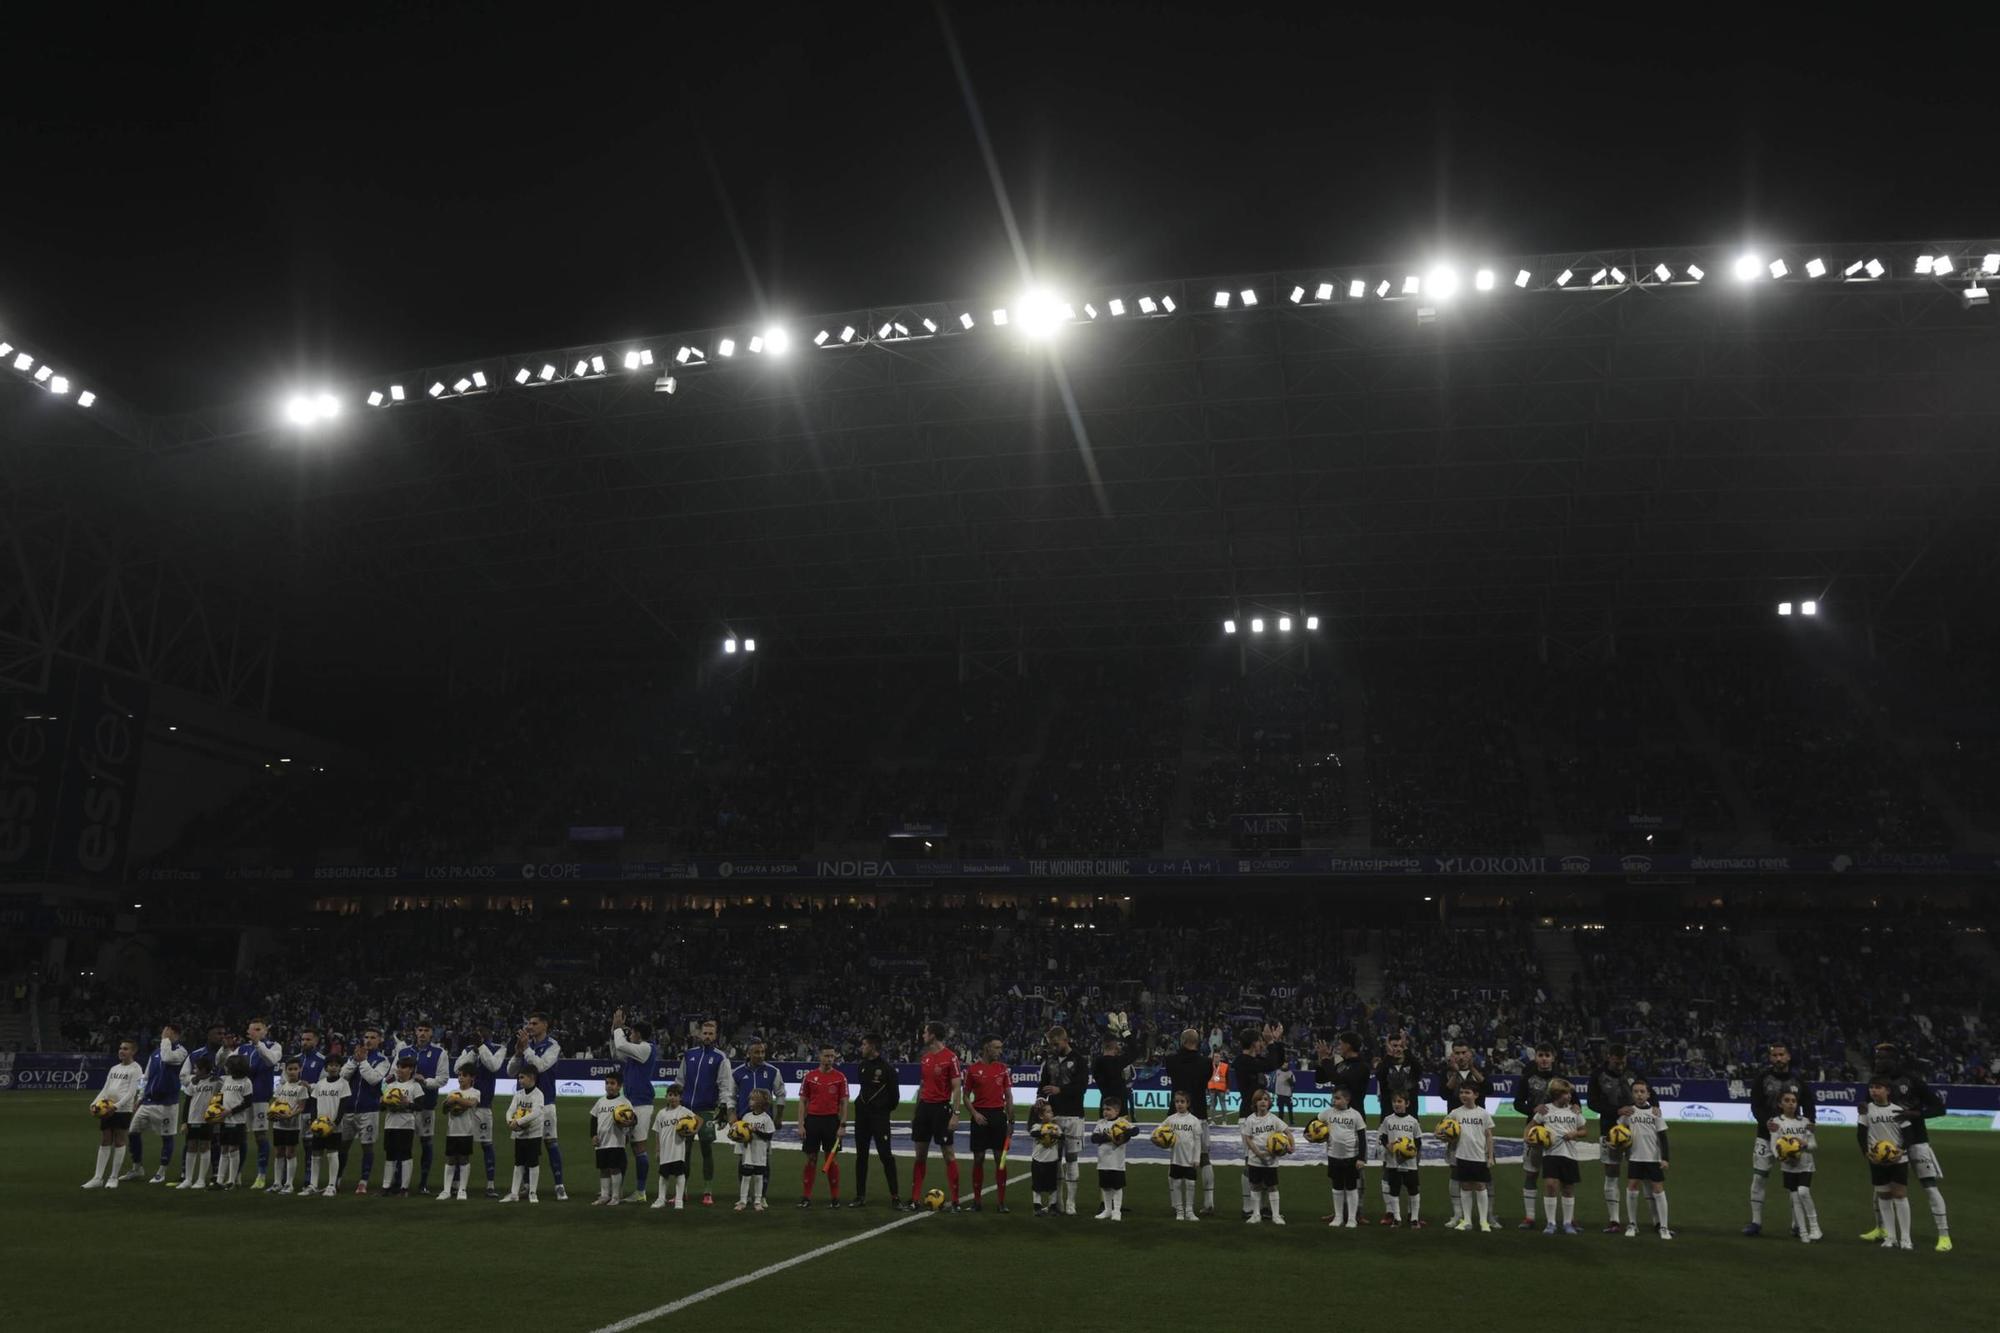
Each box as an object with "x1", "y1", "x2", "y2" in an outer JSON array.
[{"x1": 4, "y1": 240, "x2": 1998, "y2": 692}]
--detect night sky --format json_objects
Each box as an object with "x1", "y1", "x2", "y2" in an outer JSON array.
[{"x1": 5, "y1": 4, "x2": 1995, "y2": 413}]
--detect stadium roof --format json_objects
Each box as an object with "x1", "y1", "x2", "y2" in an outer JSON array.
[{"x1": 4, "y1": 239, "x2": 1999, "y2": 704}]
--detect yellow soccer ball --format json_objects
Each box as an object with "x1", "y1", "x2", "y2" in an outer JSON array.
[
  {"x1": 309, "y1": 1116, "x2": 336, "y2": 1139},
  {"x1": 1774, "y1": 1134, "x2": 1805, "y2": 1162},
  {"x1": 1149, "y1": 1124, "x2": 1176, "y2": 1150},
  {"x1": 444, "y1": 1092, "x2": 468, "y2": 1112},
  {"x1": 674, "y1": 1114, "x2": 699, "y2": 1139},
  {"x1": 1605, "y1": 1123, "x2": 1632, "y2": 1149},
  {"x1": 1034, "y1": 1120, "x2": 1064, "y2": 1147},
  {"x1": 923, "y1": 1187, "x2": 947, "y2": 1211},
  {"x1": 89, "y1": 1099, "x2": 114, "y2": 1119},
  {"x1": 1304, "y1": 1118, "x2": 1331, "y2": 1143},
  {"x1": 727, "y1": 1118, "x2": 753, "y2": 1144},
  {"x1": 1437, "y1": 1117, "x2": 1462, "y2": 1142},
  {"x1": 1390, "y1": 1134, "x2": 1418, "y2": 1161},
  {"x1": 613, "y1": 1104, "x2": 638, "y2": 1128},
  {"x1": 1525, "y1": 1123, "x2": 1554, "y2": 1149},
  {"x1": 269, "y1": 1100, "x2": 294, "y2": 1122},
  {"x1": 1867, "y1": 1138, "x2": 1902, "y2": 1165},
  {"x1": 382, "y1": 1087, "x2": 408, "y2": 1109},
  {"x1": 205, "y1": 1096, "x2": 225, "y2": 1123},
  {"x1": 1266, "y1": 1131, "x2": 1294, "y2": 1157},
  {"x1": 1107, "y1": 1117, "x2": 1135, "y2": 1144}
]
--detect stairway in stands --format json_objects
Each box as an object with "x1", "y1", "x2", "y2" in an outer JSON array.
[{"x1": 1531, "y1": 926, "x2": 1583, "y2": 1004}]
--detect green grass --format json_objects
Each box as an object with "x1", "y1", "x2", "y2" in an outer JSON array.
[{"x1": 3, "y1": 1093, "x2": 1988, "y2": 1331}]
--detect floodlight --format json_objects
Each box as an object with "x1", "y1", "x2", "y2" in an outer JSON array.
[
  {"x1": 1555, "y1": 270, "x2": 1573, "y2": 287},
  {"x1": 1239, "y1": 288, "x2": 1258, "y2": 306},
  {"x1": 1315, "y1": 281, "x2": 1334, "y2": 300},
  {"x1": 515, "y1": 367, "x2": 532, "y2": 384},
  {"x1": 1304, "y1": 615, "x2": 1319, "y2": 630},
  {"x1": 922, "y1": 317, "x2": 938, "y2": 332},
  {"x1": 1865, "y1": 258, "x2": 1885, "y2": 278},
  {"x1": 284, "y1": 396, "x2": 314, "y2": 424},
  {"x1": 1055, "y1": 307, "x2": 1072, "y2": 323},
  {"x1": 655, "y1": 375, "x2": 677, "y2": 394},
  {"x1": 1964, "y1": 285, "x2": 1990, "y2": 309},
  {"x1": 1427, "y1": 267, "x2": 1458, "y2": 299},
  {"x1": 33, "y1": 364, "x2": 52, "y2": 382},
  {"x1": 1138, "y1": 296, "x2": 1158, "y2": 314},
  {"x1": 1277, "y1": 616, "x2": 1292, "y2": 632},
  {"x1": 1800, "y1": 600, "x2": 1818, "y2": 616},
  {"x1": 1109, "y1": 298, "x2": 1127, "y2": 316},
  {"x1": 1401, "y1": 274, "x2": 1420, "y2": 295},
  {"x1": 49, "y1": 376, "x2": 68, "y2": 395},
  {"x1": 0, "y1": 342, "x2": 10, "y2": 357},
  {"x1": 1805, "y1": 257, "x2": 1826, "y2": 278},
  {"x1": 1213, "y1": 290, "x2": 1230, "y2": 309},
  {"x1": 316, "y1": 393, "x2": 338, "y2": 418},
  {"x1": 1768, "y1": 259, "x2": 1788, "y2": 279},
  {"x1": 1250, "y1": 618, "x2": 1265, "y2": 633},
  {"x1": 12, "y1": 352, "x2": 32, "y2": 371},
  {"x1": 623, "y1": 351, "x2": 641, "y2": 370},
  {"x1": 1916, "y1": 255, "x2": 1935, "y2": 274},
  {"x1": 724, "y1": 638, "x2": 738, "y2": 654},
  {"x1": 1474, "y1": 269, "x2": 1494, "y2": 291},
  {"x1": 1289, "y1": 285, "x2": 1305, "y2": 304},
  {"x1": 471, "y1": 371, "x2": 487, "y2": 387},
  {"x1": 77, "y1": 391, "x2": 95, "y2": 407},
  {"x1": 573, "y1": 360, "x2": 590, "y2": 376},
  {"x1": 428, "y1": 382, "x2": 445, "y2": 397},
  {"x1": 1160, "y1": 296, "x2": 1176, "y2": 311},
  {"x1": 1590, "y1": 269, "x2": 1607, "y2": 286},
  {"x1": 991, "y1": 309, "x2": 1010, "y2": 327},
  {"x1": 957, "y1": 312, "x2": 975, "y2": 330},
  {"x1": 1686, "y1": 264, "x2": 1705, "y2": 281},
  {"x1": 743, "y1": 638, "x2": 756, "y2": 653},
  {"x1": 1777, "y1": 602, "x2": 1793, "y2": 615},
  {"x1": 839, "y1": 326, "x2": 856, "y2": 342},
  {"x1": 1734, "y1": 254, "x2": 1762, "y2": 280},
  {"x1": 1223, "y1": 619, "x2": 1237, "y2": 634},
  {"x1": 587, "y1": 355, "x2": 604, "y2": 373},
  {"x1": 370, "y1": 388, "x2": 388, "y2": 404},
  {"x1": 1514, "y1": 269, "x2": 1531, "y2": 288},
  {"x1": 390, "y1": 384, "x2": 406, "y2": 400},
  {"x1": 1985, "y1": 254, "x2": 2000, "y2": 275},
  {"x1": 675, "y1": 347, "x2": 693, "y2": 364},
  {"x1": 1083, "y1": 303, "x2": 1099, "y2": 319},
  {"x1": 1349, "y1": 279, "x2": 1367, "y2": 299},
  {"x1": 816, "y1": 329, "x2": 832, "y2": 345},
  {"x1": 1375, "y1": 280, "x2": 1391, "y2": 298},
  {"x1": 1934, "y1": 254, "x2": 1954, "y2": 275},
  {"x1": 1844, "y1": 260, "x2": 1864, "y2": 277},
  {"x1": 1609, "y1": 267, "x2": 1626, "y2": 284},
  {"x1": 749, "y1": 336, "x2": 764, "y2": 354},
  {"x1": 717, "y1": 339, "x2": 736, "y2": 357},
  {"x1": 538, "y1": 364, "x2": 556, "y2": 382},
  {"x1": 1654, "y1": 263, "x2": 1672, "y2": 282},
  {"x1": 877, "y1": 323, "x2": 893, "y2": 338},
  {"x1": 1016, "y1": 290, "x2": 1065, "y2": 336},
  {"x1": 640, "y1": 348, "x2": 655, "y2": 365},
  {"x1": 453, "y1": 377, "x2": 471, "y2": 393}
]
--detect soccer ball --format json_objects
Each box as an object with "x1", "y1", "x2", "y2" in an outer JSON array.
[
  {"x1": 269, "y1": 1100, "x2": 294, "y2": 1122},
  {"x1": 1266, "y1": 1131, "x2": 1294, "y2": 1157},
  {"x1": 444, "y1": 1092, "x2": 468, "y2": 1112},
  {"x1": 382, "y1": 1087, "x2": 408, "y2": 1109},
  {"x1": 1149, "y1": 1124, "x2": 1176, "y2": 1149},
  {"x1": 1107, "y1": 1117, "x2": 1135, "y2": 1144},
  {"x1": 1605, "y1": 1123, "x2": 1632, "y2": 1149},
  {"x1": 1390, "y1": 1134, "x2": 1418, "y2": 1161},
  {"x1": 1774, "y1": 1134, "x2": 1805, "y2": 1162},
  {"x1": 205, "y1": 1096, "x2": 225, "y2": 1123},
  {"x1": 923, "y1": 1187, "x2": 947, "y2": 1211},
  {"x1": 1437, "y1": 1117, "x2": 1462, "y2": 1142},
  {"x1": 1867, "y1": 1138, "x2": 1902, "y2": 1165},
  {"x1": 673, "y1": 1114, "x2": 699, "y2": 1139},
  {"x1": 89, "y1": 1099, "x2": 113, "y2": 1119},
  {"x1": 1524, "y1": 1123, "x2": 1554, "y2": 1149},
  {"x1": 309, "y1": 1117, "x2": 336, "y2": 1139},
  {"x1": 1304, "y1": 1119, "x2": 1331, "y2": 1144},
  {"x1": 1034, "y1": 1120, "x2": 1063, "y2": 1147},
  {"x1": 613, "y1": 1104, "x2": 638, "y2": 1128},
  {"x1": 727, "y1": 1118, "x2": 753, "y2": 1144}
]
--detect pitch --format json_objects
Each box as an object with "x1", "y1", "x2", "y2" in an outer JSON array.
[{"x1": 7, "y1": 1094, "x2": 1990, "y2": 1331}]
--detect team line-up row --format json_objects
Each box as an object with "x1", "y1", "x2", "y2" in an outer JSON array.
[{"x1": 71, "y1": 1020, "x2": 1956, "y2": 1251}]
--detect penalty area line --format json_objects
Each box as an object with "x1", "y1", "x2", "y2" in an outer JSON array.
[{"x1": 588, "y1": 1183, "x2": 998, "y2": 1331}]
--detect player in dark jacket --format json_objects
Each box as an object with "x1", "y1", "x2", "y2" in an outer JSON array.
[
  {"x1": 1313, "y1": 1031, "x2": 1371, "y2": 1110},
  {"x1": 1864, "y1": 1042, "x2": 1951, "y2": 1251},
  {"x1": 1511, "y1": 1044, "x2": 1568, "y2": 1228},
  {"x1": 1742, "y1": 1041, "x2": 1813, "y2": 1237},
  {"x1": 1372, "y1": 1033, "x2": 1423, "y2": 1223},
  {"x1": 1586, "y1": 1044, "x2": 1640, "y2": 1233},
  {"x1": 1162, "y1": 1028, "x2": 1217, "y2": 1215},
  {"x1": 1038, "y1": 1027, "x2": 1090, "y2": 1215}
]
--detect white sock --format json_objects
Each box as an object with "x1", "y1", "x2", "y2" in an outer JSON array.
[
  {"x1": 94, "y1": 1145, "x2": 111, "y2": 1181},
  {"x1": 1524, "y1": 1183, "x2": 1539, "y2": 1221},
  {"x1": 1796, "y1": 1188, "x2": 1814, "y2": 1233},
  {"x1": 610, "y1": 1172, "x2": 623, "y2": 1199},
  {"x1": 1604, "y1": 1176, "x2": 1621, "y2": 1223},
  {"x1": 511, "y1": 1166, "x2": 524, "y2": 1195},
  {"x1": 1749, "y1": 1170, "x2": 1767, "y2": 1225},
  {"x1": 1893, "y1": 1197, "x2": 1911, "y2": 1243},
  {"x1": 599, "y1": 1176, "x2": 611, "y2": 1201},
  {"x1": 1268, "y1": 1187, "x2": 1281, "y2": 1219},
  {"x1": 111, "y1": 1145, "x2": 129, "y2": 1179},
  {"x1": 1389, "y1": 1193, "x2": 1402, "y2": 1223},
  {"x1": 527, "y1": 1166, "x2": 540, "y2": 1195},
  {"x1": 1345, "y1": 1188, "x2": 1360, "y2": 1223},
  {"x1": 1380, "y1": 1177, "x2": 1393, "y2": 1216},
  {"x1": 1241, "y1": 1171, "x2": 1253, "y2": 1212},
  {"x1": 1924, "y1": 1183, "x2": 1949, "y2": 1236},
  {"x1": 1628, "y1": 1186, "x2": 1641, "y2": 1224},
  {"x1": 307, "y1": 1156, "x2": 318, "y2": 1190},
  {"x1": 675, "y1": 1178, "x2": 686, "y2": 1205},
  {"x1": 1201, "y1": 1163, "x2": 1214, "y2": 1207},
  {"x1": 1447, "y1": 1178, "x2": 1461, "y2": 1218},
  {"x1": 1476, "y1": 1190, "x2": 1492, "y2": 1224},
  {"x1": 1560, "y1": 1194, "x2": 1575, "y2": 1225},
  {"x1": 1407, "y1": 1190, "x2": 1420, "y2": 1223}
]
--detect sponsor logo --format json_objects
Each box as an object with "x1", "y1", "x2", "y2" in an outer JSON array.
[
  {"x1": 1679, "y1": 1104, "x2": 1715, "y2": 1120},
  {"x1": 0, "y1": 715, "x2": 50, "y2": 868},
  {"x1": 1560, "y1": 856, "x2": 1592, "y2": 874},
  {"x1": 1689, "y1": 856, "x2": 1793, "y2": 871},
  {"x1": 1619, "y1": 855, "x2": 1653, "y2": 873},
  {"x1": 1236, "y1": 859, "x2": 1294, "y2": 874},
  {"x1": 1324, "y1": 856, "x2": 1424, "y2": 874},
  {"x1": 1433, "y1": 856, "x2": 1548, "y2": 875},
  {"x1": 1816, "y1": 1087, "x2": 1856, "y2": 1103},
  {"x1": 313, "y1": 865, "x2": 399, "y2": 879},
  {"x1": 1650, "y1": 1083, "x2": 1681, "y2": 1098},
  {"x1": 424, "y1": 864, "x2": 497, "y2": 879},
  {"x1": 138, "y1": 867, "x2": 203, "y2": 881},
  {"x1": 1027, "y1": 858, "x2": 1133, "y2": 877},
  {"x1": 520, "y1": 863, "x2": 583, "y2": 880},
  {"x1": 815, "y1": 860, "x2": 897, "y2": 878}
]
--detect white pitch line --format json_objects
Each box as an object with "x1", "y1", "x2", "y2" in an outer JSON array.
[{"x1": 590, "y1": 1184, "x2": 997, "y2": 1332}]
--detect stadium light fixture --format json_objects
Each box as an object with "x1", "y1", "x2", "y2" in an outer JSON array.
[
  {"x1": 1686, "y1": 264, "x2": 1705, "y2": 282},
  {"x1": 1160, "y1": 295, "x2": 1177, "y2": 312},
  {"x1": 1401, "y1": 274, "x2": 1421, "y2": 295},
  {"x1": 535, "y1": 364, "x2": 555, "y2": 383},
  {"x1": 1555, "y1": 270, "x2": 1573, "y2": 287},
  {"x1": 1768, "y1": 258, "x2": 1788, "y2": 279},
  {"x1": 1965, "y1": 284, "x2": 1991, "y2": 309},
  {"x1": 1083, "y1": 303, "x2": 1098, "y2": 320},
  {"x1": 1427, "y1": 267, "x2": 1458, "y2": 299},
  {"x1": 284, "y1": 395, "x2": 315, "y2": 425},
  {"x1": 453, "y1": 377, "x2": 472, "y2": 393},
  {"x1": 1249, "y1": 618, "x2": 1265, "y2": 633},
  {"x1": 584, "y1": 355, "x2": 603, "y2": 373},
  {"x1": 390, "y1": 384, "x2": 406, "y2": 401},
  {"x1": 1865, "y1": 258, "x2": 1885, "y2": 279},
  {"x1": 573, "y1": 359, "x2": 589, "y2": 377},
  {"x1": 1474, "y1": 269, "x2": 1495, "y2": 292},
  {"x1": 654, "y1": 375, "x2": 677, "y2": 394},
  {"x1": 515, "y1": 367, "x2": 532, "y2": 384},
  {"x1": 370, "y1": 388, "x2": 388, "y2": 404},
  {"x1": 428, "y1": 382, "x2": 445, "y2": 397},
  {"x1": 1108, "y1": 298, "x2": 1127, "y2": 317},
  {"x1": 77, "y1": 391, "x2": 95, "y2": 407},
  {"x1": 921, "y1": 317, "x2": 938, "y2": 333},
  {"x1": 723, "y1": 638, "x2": 738, "y2": 654},
  {"x1": 1213, "y1": 290, "x2": 1231, "y2": 309},
  {"x1": 839, "y1": 326, "x2": 856, "y2": 342},
  {"x1": 12, "y1": 352, "x2": 32, "y2": 371},
  {"x1": 1137, "y1": 296, "x2": 1158, "y2": 314},
  {"x1": 1653, "y1": 263, "x2": 1672, "y2": 282},
  {"x1": 48, "y1": 375, "x2": 67, "y2": 395},
  {"x1": 1375, "y1": 279, "x2": 1391, "y2": 298},
  {"x1": 1801, "y1": 600, "x2": 1818, "y2": 616},
  {"x1": 1277, "y1": 616, "x2": 1293, "y2": 632},
  {"x1": 1589, "y1": 269, "x2": 1607, "y2": 286},
  {"x1": 717, "y1": 338, "x2": 736, "y2": 357},
  {"x1": 471, "y1": 371, "x2": 487, "y2": 388},
  {"x1": 1514, "y1": 270, "x2": 1531, "y2": 288},
  {"x1": 1609, "y1": 267, "x2": 1626, "y2": 285},
  {"x1": 316, "y1": 392, "x2": 338, "y2": 418},
  {"x1": 1985, "y1": 253, "x2": 2000, "y2": 275},
  {"x1": 1734, "y1": 254, "x2": 1762, "y2": 280},
  {"x1": 33, "y1": 364, "x2": 52, "y2": 382},
  {"x1": 815, "y1": 329, "x2": 832, "y2": 345},
  {"x1": 1916, "y1": 255, "x2": 1935, "y2": 274},
  {"x1": 1934, "y1": 254, "x2": 1955, "y2": 275},
  {"x1": 1223, "y1": 619, "x2": 1237, "y2": 634},
  {"x1": 1805, "y1": 257, "x2": 1827, "y2": 278},
  {"x1": 876, "y1": 322, "x2": 893, "y2": 339},
  {"x1": 1016, "y1": 289, "x2": 1066, "y2": 337},
  {"x1": 675, "y1": 347, "x2": 693, "y2": 364},
  {"x1": 623, "y1": 351, "x2": 641, "y2": 370},
  {"x1": 1305, "y1": 615, "x2": 1319, "y2": 630},
  {"x1": 1239, "y1": 288, "x2": 1258, "y2": 307},
  {"x1": 1315, "y1": 281, "x2": 1334, "y2": 300},
  {"x1": 0, "y1": 342, "x2": 11, "y2": 358},
  {"x1": 1289, "y1": 285, "x2": 1305, "y2": 304},
  {"x1": 749, "y1": 335, "x2": 765, "y2": 354},
  {"x1": 1349, "y1": 279, "x2": 1367, "y2": 299},
  {"x1": 991, "y1": 308, "x2": 1009, "y2": 327},
  {"x1": 1777, "y1": 602, "x2": 1793, "y2": 616},
  {"x1": 956, "y1": 312, "x2": 975, "y2": 331},
  {"x1": 743, "y1": 638, "x2": 756, "y2": 653}
]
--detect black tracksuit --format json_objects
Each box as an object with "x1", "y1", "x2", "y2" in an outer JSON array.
[
  {"x1": 852, "y1": 1054, "x2": 899, "y2": 1198},
  {"x1": 1162, "y1": 1048, "x2": 1213, "y2": 1120}
]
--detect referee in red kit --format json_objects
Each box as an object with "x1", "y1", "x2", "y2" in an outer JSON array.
[
  {"x1": 910, "y1": 1021, "x2": 962, "y2": 1211},
  {"x1": 796, "y1": 1045, "x2": 848, "y2": 1208}
]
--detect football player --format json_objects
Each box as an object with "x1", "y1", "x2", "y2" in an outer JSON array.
[
  {"x1": 1862, "y1": 1042, "x2": 1950, "y2": 1252},
  {"x1": 509, "y1": 1012, "x2": 568, "y2": 1200},
  {"x1": 82, "y1": 1039, "x2": 143, "y2": 1190},
  {"x1": 1742, "y1": 1040, "x2": 1813, "y2": 1237},
  {"x1": 1587, "y1": 1043, "x2": 1639, "y2": 1233}
]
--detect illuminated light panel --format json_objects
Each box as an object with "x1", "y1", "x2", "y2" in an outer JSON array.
[
  {"x1": 1083, "y1": 303, "x2": 1098, "y2": 319},
  {"x1": 1609, "y1": 267, "x2": 1626, "y2": 284},
  {"x1": 1349, "y1": 279, "x2": 1366, "y2": 299},
  {"x1": 1289, "y1": 285, "x2": 1305, "y2": 304},
  {"x1": 1223, "y1": 619, "x2": 1237, "y2": 634},
  {"x1": 573, "y1": 359, "x2": 590, "y2": 376},
  {"x1": 1427, "y1": 267, "x2": 1458, "y2": 299},
  {"x1": 1734, "y1": 254, "x2": 1762, "y2": 280},
  {"x1": 957, "y1": 312, "x2": 974, "y2": 330},
  {"x1": 921, "y1": 318, "x2": 938, "y2": 332},
  {"x1": 1474, "y1": 269, "x2": 1494, "y2": 291},
  {"x1": 284, "y1": 395, "x2": 315, "y2": 425},
  {"x1": 1590, "y1": 268, "x2": 1608, "y2": 285},
  {"x1": 1865, "y1": 258, "x2": 1885, "y2": 278},
  {"x1": 12, "y1": 352, "x2": 32, "y2": 371},
  {"x1": 1514, "y1": 269, "x2": 1531, "y2": 288},
  {"x1": 1137, "y1": 296, "x2": 1157, "y2": 313},
  {"x1": 1304, "y1": 615, "x2": 1319, "y2": 630},
  {"x1": 537, "y1": 365, "x2": 555, "y2": 382},
  {"x1": 427, "y1": 382, "x2": 445, "y2": 397},
  {"x1": 589, "y1": 355, "x2": 606, "y2": 373},
  {"x1": 1213, "y1": 290, "x2": 1231, "y2": 309},
  {"x1": 814, "y1": 329, "x2": 831, "y2": 345},
  {"x1": 1401, "y1": 274, "x2": 1420, "y2": 295},
  {"x1": 471, "y1": 371, "x2": 487, "y2": 387},
  {"x1": 453, "y1": 377, "x2": 471, "y2": 393},
  {"x1": 1555, "y1": 270, "x2": 1573, "y2": 287},
  {"x1": 1777, "y1": 602, "x2": 1793, "y2": 616},
  {"x1": 1239, "y1": 288, "x2": 1258, "y2": 306},
  {"x1": 33, "y1": 364, "x2": 52, "y2": 382},
  {"x1": 1375, "y1": 279, "x2": 1391, "y2": 298},
  {"x1": 1934, "y1": 254, "x2": 1955, "y2": 275},
  {"x1": 839, "y1": 326, "x2": 856, "y2": 342},
  {"x1": 876, "y1": 322, "x2": 893, "y2": 338},
  {"x1": 77, "y1": 391, "x2": 95, "y2": 407},
  {"x1": 1315, "y1": 281, "x2": 1334, "y2": 300},
  {"x1": 1277, "y1": 616, "x2": 1292, "y2": 632},
  {"x1": 1654, "y1": 263, "x2": 1672, "y2": 282},
  {"x1": 370, "y1": 388, "x2": 388, "y2": 404},
  {"x1": 49, "y1": 376, "x2": 67, "y2": 395},
  {"x1": 1249, "y1": 618, "x2": 1265, "y2": 633},
  {"x1": 1687, "y1": 264, "x2": 1705, "y2": 281},
  {"x1": 748, "y1": 336, "x2": 764, "y2": 354},
  {"x1": 723, "y1": 638, "x2": 737, "y2": 654},
  {"x1": 514, "y1": 367, "x2": 532, "y2": 384},
  {"x1": 390, "y1": 384, "x2": 406, "y2": 400},
  {"x1": 0, "y1": 342, "x2": 11, "y2": 357},
  {"x1": 1985, "y1": 254, "x2": 2000, "y2": 275},
  {"x1": 623, "y1": 351, "x2": 641, "y2": 370},
  {"x1": 991, "y1": 308, "x2": 1009, "y2": 327},
  {"x1": 1108, "y1": 298, "x2": 1126, "y2": 316},
  {"x1": 1159, "y1": 295, "x2": 1176, "y2": 312},
  {"x1": 717, "y1": 338, "x2": 736, "y2": 357},
  {"x1": 1805, "y1": 257, "x2": 1826, "y2": 278},
  {"x1": 1801, "y1": 600, "x2": 1818, "y2": 616},
  {"x1": 1768, "y1": 258, "x2": 1788, "y2": 279}
]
